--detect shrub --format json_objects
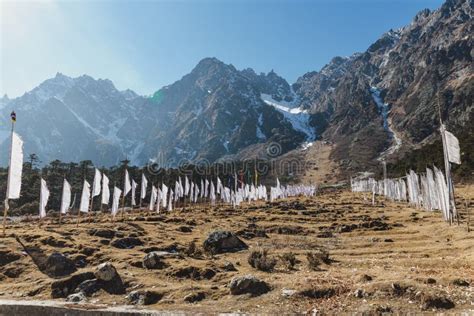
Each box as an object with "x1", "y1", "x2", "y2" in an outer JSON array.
[
  {"x1": 306, "y1": 250, "x2": 330, "y2": 270},
  {"x1": 248, "y1": 249, "x2": 277, "y2": 272},
  {"x1": 279, "y1": 252, "x2": 297, "y2": 270},
  {"x1": 184, "y1": 241, "x2": 203, "y2": 258}
]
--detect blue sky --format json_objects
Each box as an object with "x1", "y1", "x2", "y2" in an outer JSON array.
[{"x1": 1, "y1": 0, "x2": 444, "y2": 98}]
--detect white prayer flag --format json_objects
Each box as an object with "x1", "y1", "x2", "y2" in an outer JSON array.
[
  {"x1": 112, "y1": 187, "x2": 121, "y2": 217},
  {"x1": 161, "y1": 184, "x2": 168, "y2": 207},
  {"x1": 131, "y1": 179, "x2": 137, "y2": 206},
  {"x1": 7, "y1": 132, "x2": 24, "y2": 199},
  {"x1": 443, "y1": 128, "x2": 461, "y2": 165},
  {"x1": 79, "y1": 180, "x2": 91, "y2": 213},
  {"x1": 149, "y1": 186, "x2": 157, "y2": 211},
  {"x1": 141, "y1": 174, "x2": 148, "y2": 199},
  {"x1": 39, "y1": 178, "x2": 49, "y2": 218},
  {"x1": 92, "y1": 168, "x2": 102, "y2": 197},
  {"x1": 168, "y1": 189, "x2": 173, "y2": 211},
  {"x1": 60, "y1": 179, "x2": 71, "y2": 214},
  {"x1": 101, "y1": 174, "x2": 110, "y2": 205},
  {"x1": 184, "y1": 176, "x2": 190, "y2": 196},
  {"x1": 123, "y1": 169, "x2": 131, "y2": 196}
]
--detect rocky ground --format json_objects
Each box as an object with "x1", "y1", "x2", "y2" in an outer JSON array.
[{"x1": 0, "y1": 186, "x2": 472, "y2": 315}]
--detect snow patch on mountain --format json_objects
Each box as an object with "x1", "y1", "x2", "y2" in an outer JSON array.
[
  {"x1": 260, "y1": 93, "x2": 315, "y2": 140},
  {"x1": 370, "y1": 87, "x2": 402, "y2": 158}
]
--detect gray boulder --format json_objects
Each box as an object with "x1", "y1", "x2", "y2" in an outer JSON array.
[
  {"x1": 203, "y1": 231, "x2": 248, "y2": 254},
  {"x1": 66, "y1": 292, "x2": 86, "y2": 303},
  {"x1": 94, "y1": 262, "x2": 125, "y2": 295},
  {"x1": 229, "y1": 275, "x2": 270, "y2": 296},
  {"x1": 127, "y1": 290, "x2": 163, "y2": 305},
  {"x1": 142, "y1": 252, "x2": 170, "y2": 269},
  {"x1": 44, "y1": 252, "x2": 76, "y2": 277}
]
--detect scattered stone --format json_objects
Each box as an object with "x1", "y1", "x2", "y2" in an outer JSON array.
[
  {"x1": 229, "y1": 275, "x2": 270, "y2": 296},
  {"x1": 44, "y1": 252, "x2": 77, "y2": 277},
  {"x1": 143, "y1": 252, "x2": 167, "y2": 269},
  {"x1": 51, "y1": 272, "x2": 95, "y2": 298},
  {"x1": 354, "y1": 288, "x2": 364, "y2": 298},
  {"x1": 425, "y1": 278, "x2": 437, "y2": 284},
  {"x1": 88, "y1": 228, "x2": 116, "y2": 239},
  {"x1": 127, "y1": 290, "x2": 162, "y2": 305},
  {"x1": 422, "y1": 295, "x2": 455, "y2": 310},
  {"x1": 221, "y1": 261, "x2": 237, "y2": 272},
  {"x1": 67, "y1": 292, "x2": 86, "y2": 303},
  {"x1": 451, "y1": 279, "x2": 469, "y2": 287},
  {"x1": 95, "y1": 262, "x2": 117, "y2": 282},
  {"x1": 177, "y1": 226, "x2": 193, "y2": 233},
  {"x1": 3, "y1": 265, "x2": 24, "y2": 278},
  {"x1": 75, "y1": 279, "x2": 101, "y2": 297},
  {"x1": 94, "y1": 262, "x2": 125, "y2": 294},
  {"x1": 40, "y1": 236, "x2": 70, "y2": 248},
  {"x1": 281, "y1": 288, "x2": 297, "y2": 298},
  {"x1": 336, "y1": 224, "x2": 357, "y2": 233},
  {"x1": 359, "y1": 274, "x2": 373, "y2": 282},
  {"x1": 0, "y1": 250, "x2": 21, "y2": 267},
  {"x1": 170, "y1": 266, "x2": 216, "y2": 280},
  {"x1": 184, "y1": 292, "x2": 205, "y2": 303},
  {"x1": 80, "y1": 247, "x2": 97, "y2": 256},
  {"x1": 111, "y1": 237, "x2": 143, "y2": 249},
  {"x1": 203, "y1": 231, "x2": 248, "y2": 254}
]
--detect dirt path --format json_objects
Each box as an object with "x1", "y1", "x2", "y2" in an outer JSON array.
[{"x1": 0, "y1": 186, "x2": 472, "y2": 314}]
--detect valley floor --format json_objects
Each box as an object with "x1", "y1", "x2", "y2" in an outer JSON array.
[{"x1": 0, "y1": 186, "x2": 473, "y2": 315}]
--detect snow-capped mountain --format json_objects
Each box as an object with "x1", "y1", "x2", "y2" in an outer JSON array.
[
  {"x1": 0, "y1": 73, "x2": 147, "y2": 166},
  {"x1": 0, "y1": 61, "x2": 313, "y2": 166}
]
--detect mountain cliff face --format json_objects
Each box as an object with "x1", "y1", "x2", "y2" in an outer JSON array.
[
  {"x1": 0, "y1": 59, "x2": 310, "y2": 166},
  {"x1": 1, "y1": 0, "x2": 471, "y2": 175},
  {"x1": 293, "y1": 0, "x2": 473, "y2": 173},
  {"x1": 134, "y1": 58, "x2": 308, "y2": 166}
]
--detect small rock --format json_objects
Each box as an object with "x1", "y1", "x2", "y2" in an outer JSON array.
[
  {"x1": 89, "y1": 228, "x2": 116, "y2": 239},
  {"x1": 221, "y1": 261, "x2": 237, "y2": 272},
  {"x1": 229, "y1": 275, "x2": 270, "y2": 296},
  {"x1": 51, "y1": 272, "x2": 95, "y2": 298},
  {"x1": 75, "y1": 279, "x2": 101, "y2": 297},
  {"x1": 203, "y1": 231, "x2": 248, "y2": 254},
  {"x1": 422, "y1": 296, "x2": 455, "y2": 310},
  {"x1": 281, "y1": 289, "x2": 297, "y2": 298},
  {"x1": 177, "y1": 226, "x2": 193, "y2": 233},
  {"x1": 111, "y1": 237, "x2": 143, "y2": 249},
  {"x1": 184, "y1": 292, "x2": 205, "y2": 303},
  {"x1": 44, "y1": 252, "x2": 77, "y2": 277},
  {"x1": 94, "y1": 262, "x2": 117, "y2": 282},
  {"x1": 425, "y1": 278, "x2": 437, "y2": 284},
  {"x1": 451, "y1": 279, "x2": 469, "y2": 287},
  {"x1": 67, "y1": 292, "x2": 86, "y2": 303},
  {"x1": 143, "y1": 252, "x2": 167, "y2": 269},
  {"x1": 127, "y1": 290, "x2": 162, "y2": 305},
  {"x1": 354, "y1": 288, "x2": 364, "y2": 298},
  {"x1": 358, "y1": 274, "x2": 373, "y2": 282}
]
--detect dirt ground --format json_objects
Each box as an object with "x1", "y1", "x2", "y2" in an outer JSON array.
[{"x1": 0, "y1": 186, "x2": 472, "y2": 315}]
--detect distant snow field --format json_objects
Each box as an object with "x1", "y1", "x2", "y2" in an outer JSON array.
[{"x1": 260, "y1": 93, "x2": 315, "y2": 141}]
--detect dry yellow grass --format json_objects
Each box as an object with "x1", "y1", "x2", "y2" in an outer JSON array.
[{"x1": 0, "y1": 186, "x2": 472, "y2": 314}]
